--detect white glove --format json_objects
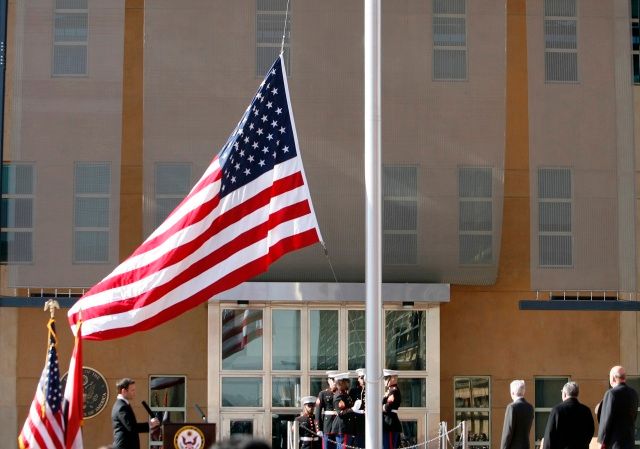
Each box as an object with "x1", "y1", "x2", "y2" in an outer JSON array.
[
  {"x1": 353, "y1": 409, "x2": 364, "y2": 414},
  {"x1": 317, "y1": 431, "x2": 324, "y2": 437},
  {"x1": 353, "y1": 400, "x2": 362, "y2": 411}
]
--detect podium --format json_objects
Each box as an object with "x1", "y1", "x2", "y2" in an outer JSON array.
[{"x1": 162, "y1": 422, "x2": 216, "y2": 449}]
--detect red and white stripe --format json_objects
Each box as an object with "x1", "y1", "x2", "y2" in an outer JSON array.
[
  {"x1": 63, "y1": 322, "x2": 83, "y2": 449},
  {"x1": 68, "y1": 143, "x2": 320, "y2": 341},
  {"x1": 18, "y1": 377, "x2": 65, "y2": 449}
]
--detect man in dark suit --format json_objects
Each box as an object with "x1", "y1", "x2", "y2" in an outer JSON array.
[
  {"x1": 542, "y1": 381, "x2": 594, "y2": 449},
  {"x1": 111, "y1": 378, "x2": 160, "y2": 449},
  {"x1": 501, "y1": 379, "x2": 534, "y2": 449},
  {"x1": 598, "y1": 366, "x2": 639, "y2": 449}
]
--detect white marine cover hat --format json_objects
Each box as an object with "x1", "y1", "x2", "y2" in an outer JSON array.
[
  {"x1": 383, "y1": 369, "x2": 399, "y2": 377},
  {"x1": 326, "y1": 370, "x2": 339, "y2": 378},
  {"x1": 355, "y1": 368, "x2": 366, "y2": 378},
  {"x1": 333, "y1": 372, "x2": 350, "y2": 381},
  {"x1": 301, "y1": 396, "x2": 317, "y2": 405}
]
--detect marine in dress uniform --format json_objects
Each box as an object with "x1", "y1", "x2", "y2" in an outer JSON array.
[
  {"x1": 382, "y1": 369, "x2": 402, "y2": 449},
  {"x1": 295, "y1": 396, "x2": 321, "y2": 449},
  {"x1": 348, "y1": 368, "x2": 366, "y2": 449},
  {"x1": 315, "y1": 370, "x2": 339, "y2": 449},
  {"x1": 332, "y1": 373, "x2": 355, "y2": 449}
]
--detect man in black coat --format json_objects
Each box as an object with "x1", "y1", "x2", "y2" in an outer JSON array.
[
  {"x1": 111, "y1": 378, "x2": 160, "y2": 449},
  {"x1": 542, "y1": 381, "x2": 594, "y2": 449},
  {"x1": 501, "y1": 379, "x2": 534, "y2": 449},
  {"x1": 598, "y1": 366, "x2": 639, "y2": 449}
]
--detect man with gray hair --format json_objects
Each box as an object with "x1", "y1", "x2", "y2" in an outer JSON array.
[
  {"x1": 501, "y1": 380, "x2": 534, "y2": 449},
  {"x1": 542, "y1": 381, "x2": 594, "y2": 449},
  {"x1": 598, "y1": 365, "x2": 638, "y2": 449}
]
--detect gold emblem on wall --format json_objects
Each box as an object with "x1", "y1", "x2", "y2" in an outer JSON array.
[{"x1": 61, "y1": 366, "x2": 109, "y2": 419}]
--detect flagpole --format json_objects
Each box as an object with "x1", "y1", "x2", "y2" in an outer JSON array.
[{"x1": 364, "y1": 0, "x2": 382, "y2": 448}]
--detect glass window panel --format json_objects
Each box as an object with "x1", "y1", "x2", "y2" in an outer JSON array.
[
  {"x1": 149, "y1": 376, "x2": 186, "y2": 409},
  {"x1": 634, "y1": 0, "x2": 640, "y2": 19},
  {"x1": 460, "y1": 234, "x2": 493, "y2": 265},
  {"x1": 539, "y1": 235, "x2": 572, "y2": 266},
  {"x1": 221, "y1": 378, "x2": 263, "y2": 407},
  {"x1": 257, "y1": 0, "x2": 289, "y2": 11},
  {"x1": 272, "y1": 414, "x2": 298, "y2": 449},
  {"x1": 2, "y1": 164, "x2": 34, "y2": 194},
  {"x1": 310, "y1": 377, "x2": 326, "y2": 397},
  {"x1": 272, "y1": 309, "x2": 300, "y2": 370},
  {"x1": 455, "y1": 378, "x2": 472, "y2": 408},
  {"x1": 56, "y1": 0, "x2": 87, "y2": 8},
  {"x1": 155, "y1": 197, "x2": 182, "y2": 228},
  {"x1": 53, "y1": 45, "x2": 87, "y2": 75},
  {"x1": 535, "y1": 378, "x2": 567, "y2": 407},
  {"x1": 459, "y1": 168, "x2": 492, "y2": 198},
  {"x1": 74, "y1": 197, "x2": 109, "y2": 227},
  {"x1": 539, "y1": 202, "x2": 571, "y2": 233},
  {"x1": 385, "y1": 311, "x2": 426, "y2": 370},
  {"x1": 348, "y1": 310, "x2": 366, "y2": 370},
  {"x1": 155, "y1": 163, "x2": 191, "y2": 195},
  {"x1": 383, "y1": 199, "x2": 418, "y2": 230},
  {"x1": 256, "y1": 14, "x2": 290, "y2": 45},
  {"x1": 272, "y1": 377, "x2": 300, "y2": 407},
  {"x1": 74, "y1": 230, "x2": 108, "y2": 262},
  {"x1": 222, "y1": 309, "x2": 264, "y2": 370},
  {"x1": 471, "y1": 378, "x2": 490, "y2": 408},
  {"x1": 54, "y1": 13, "x2": 87, "y2": 42},
  {"x1": 545, "y1": 51, "x2": 578, "y2": 82},
  {"x1": 538, "y1": 168, "x2": 571, "y2": 199},
  {"x1": 433, "y1": 17, "x2": 466, "y2": 46},
  {"x1": 433, "y1": 0, "x2": 465, "y2": 14},
  {"x1": 310, "y1": 310, "x2": 339, "y2": 370},
  {"x1": 75, "y1": 163, "x2": 110, "y2": 194},
  {"x1": 634, "y1": 23, "x2": 640, "y2": 53},
  {"x1": 1, "y1": 231, "x2": 33, "y2": 263},
  {"x1": 544, "y1": 0, "x2": 576, "y2": 17},
  {"x1": 433, "y1": 49, "x2": 467, "y2": 80},
  {"x1": 383, "y1": 234, "x2": 417, "y2": 265},
  {"x1": 398, "y1": 378, "x2": 426, "y2": 407},
  {"x1": 455, "y1": 412, "x2": 490, "y2": 448},
  {"x1": 634, "y1": 54, "x2": 640, "y2": 84},
  {"x1": 383, "y1": 166, "x2": 417, "y2": 197},
  {"x1": 544, "y1": 20, "x2": 577, "y2": 49},
  {"x1": 230, "y1": 420, "x2": 254, "y2": 436},
  {"x1": 401, "y1": 421, "x2": 419, "y2": 447},
  {"x1": 256, "y1": 46, "x2": 290, "y2": 76},
  {"x1": 535, "y1": 411, "x2": 550, "y2": 445},
  {"x1": 1, "y1": 198, "x2": 33, "y2": 228},
  {"x1": 460, "y1": 201, "x2": 492, "y2": 231}
]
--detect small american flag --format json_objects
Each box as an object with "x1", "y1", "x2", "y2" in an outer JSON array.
[
  {"x1": 221, "y1": 309, "x2": 263, "y2": 359},
  {"x1": 18, "y1": 319, "x2": 65, "y2": 449},
  {"x1": 68, "y1": 54, "x2": 322, "y2": 340}
]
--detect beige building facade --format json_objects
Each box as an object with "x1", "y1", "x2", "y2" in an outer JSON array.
[{"x1": 1, "y1": 0, "x2": 640, "y2": 448}]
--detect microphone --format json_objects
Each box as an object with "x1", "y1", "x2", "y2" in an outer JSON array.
[
  {"x1": 195, "y1": 403, "x2": 207, "y2": 422},
  {"x1": 162, "y1": 411, "x2": 170, "y2": 423},
  {"x1": 141, "y1": 400, "x2": 156, "y2": 418}
]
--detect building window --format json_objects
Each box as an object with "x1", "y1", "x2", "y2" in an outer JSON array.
[
  {"x1": 272, "y1": 376, "x2": 300, "y2": 407},
  {"x1": 454, "y1": 376, "x2": 491, "y2": 449},
  {"x1": 348, "y1": 309, "x2": 366, "y2": 370},
  {"x1": 383, "y1": 165, "x2": 418, "y2": 265},
  {"x1": 433, "y1": 0, "x2": 467, "y2": 80},
  {"x1": 272, "y1": 309, "x2": 300, "y2": 370},
  {"x1": 221, "y1": 377, "x2": 263, "y2": 407},
  {"x1": 398, "y1": 378, "x2": 427, "y2": 407},
  {"x1": 53, "y1": 0, "x2": 88, "y2": 76},
  {"x1": 544, "y1": 0, "x2": 578, "y2": 82},
  {"x1": 538, "y1": 167, "x2": 572, "y2": 267},
  {"x1": 154, "y1": 163, "x2": 191, "y2": 228},
  {"x1": 624, "y1": 376, "x2": 640, "y2": 445},
  {"x1": 256, "y1": 0, "x2": 290, "y2": 76},
  {"x1": 459, "y1": 167, "x2": 493, "y2": 265},
  {"x1": 632, "y1": 0, "x2": 640, "y2": 83},
  {"x1": 74, "y1": 162, "x2": 110, "y2": 263},
  {"x1": 534, "y1": 376, "x2": 569, "y2": 447},
  {"x1": 148, "y1": 376, "x2": 186, "y2": 447},
  {"x1": 1, "y1": 163, "x2": 34, "y2": 263},
  {"x1": 385, "y1": 310, "x2": 426, "y2": 370},
  {"x1": 310, "y1": 310, "x2": 339, "y2": 371},
  {"x1": 221, "y1": 309, "x2": 264, "y2": 370}
]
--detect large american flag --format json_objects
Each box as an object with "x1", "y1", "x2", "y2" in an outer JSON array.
[
  {"x1": 18, "y1": 319, "x2": 65, "y2": 449},
  {"x1": 68, "y1": 54, "x2": 322, "y2": 340}
]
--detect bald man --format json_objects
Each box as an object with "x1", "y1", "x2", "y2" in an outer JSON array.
[{"x1": 597, "y1": 366, "x2": 639, "y2": 449}]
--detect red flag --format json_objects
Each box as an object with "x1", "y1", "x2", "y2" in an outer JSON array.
[
  {"x1": 67, "y1": 54, "x2": 321, "y2": 340},
  {"x1": 18, "y1": 319, "x2": 65, "y2": 449},
  {"x1": 63, "y1": 321, "x2": 83, "y2": 449}
]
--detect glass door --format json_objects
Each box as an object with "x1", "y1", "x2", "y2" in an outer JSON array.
[
  {"x1": 221, "y1": 414, "x2": 264, "y2": 440},
  {"x1": 398, "y1": 412, "x2": 427, "y2": 448}
]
